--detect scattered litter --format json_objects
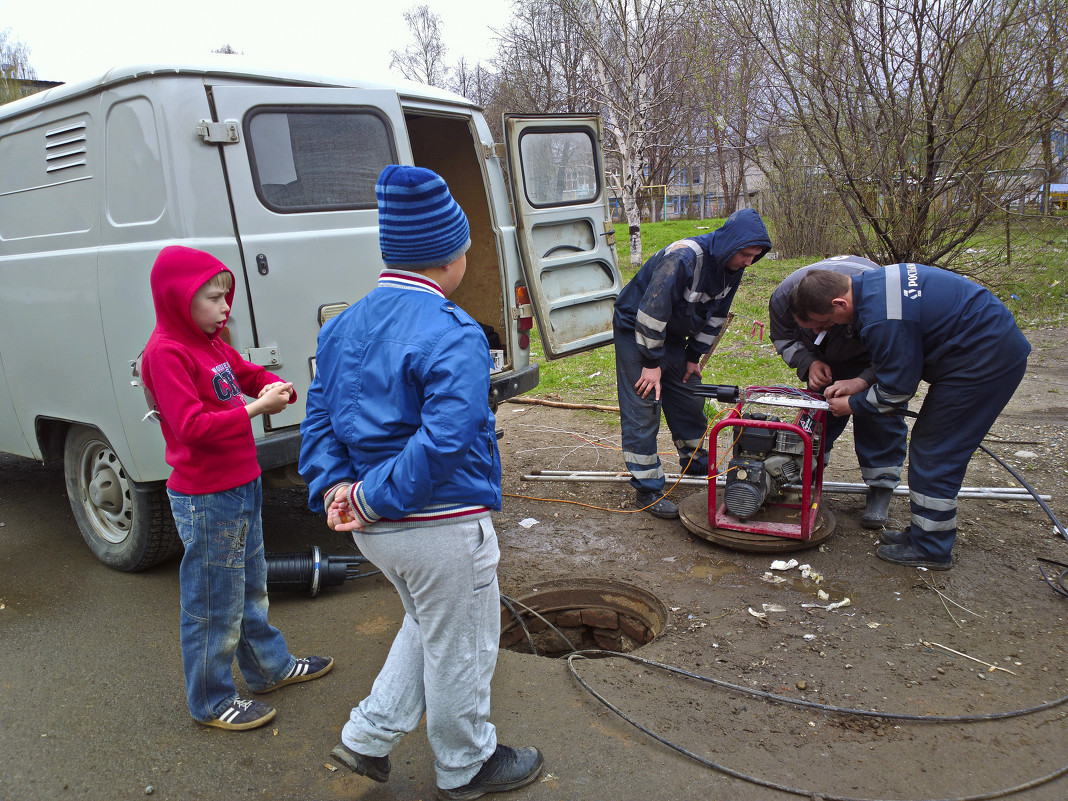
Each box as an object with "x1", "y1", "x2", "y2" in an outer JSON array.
[
  {"x1": 762, "y1": 603, "x2": 787, "y2": 613},
  {"x1": 769, "y1": 558, "x2": 799, "y2": 571},
  {"x1": 800, "y1": 564, "x2": 823, "y2": 583},
  {"x1": 518, "y1": 518, "x2": 539, "y2": 528},
  {"x1": 817, "y1": 589, "x2": 829, "y2": 601},
  {"x1": 802, "y1": 598, "x2": 851, "y2": 611},
  {"x1": 541, "y1": 773, "x2": 558, "y2": 783},
  {"x1": 747, "y1": 607, "x2": 768, "y2": 620},
  {"x1": 324, "y1": 763, "x2": 338, "y2": 772},
  {"x1": 272, "y1": 728, "x2": 278, "y2": 736},
  {"x1": 761, "y1": 572, "x2": 787, "y2": 585},
  {"x1": 588, "y1": 371, "x2": 601, "y2": 378},
  {"x1": 670, "y1": 606, "x2": 681, "y2": 612},
  {"x1": 867, "y1": 622, "x2": 880, "y2": 629},
  {"x1": 923, "y1": 640, "x2": 1017, "y2": 675},
  {"x1": 662, "y1": 556, "x2": 676, "y2": 562},
  {"x1": 803, "y1": 634, "x2": 817, "y2": 640}
]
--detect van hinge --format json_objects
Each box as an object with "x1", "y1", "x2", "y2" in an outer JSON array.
[
  {"x1": 602, "y1": 219, "x2": 616, "y2": 246},
  {"x1": 482, "y1": 142, "x2": 506, "y2": 160},
  {"x1": 243, "y1": 346, "x2": 281, "y2": 368},
  {"x1": 196, "y1": 120, "x2": 241, "y2": 144}
]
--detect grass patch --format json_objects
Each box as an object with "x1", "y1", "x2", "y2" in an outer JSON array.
[{"x1": 528, "y1": 216, "x2": 1066, "y2": 405}]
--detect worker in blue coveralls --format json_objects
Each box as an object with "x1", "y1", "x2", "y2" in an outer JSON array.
[
  {"x1": 769, "y1": 256, "x2": 908, "y2": 529},
  {"x1": 613, "y1": 208, "x2": 772, "y2": 519},
  {"x1": 788, "y1": 264, "x2": 1030, "y2": 570}
]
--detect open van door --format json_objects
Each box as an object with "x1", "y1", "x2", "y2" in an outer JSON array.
[{"x1": 504, "y1": 114, "x2": 622, "y2": 359}]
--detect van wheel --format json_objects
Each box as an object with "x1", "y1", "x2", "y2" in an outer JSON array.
[{"x1": 63, "y1": 425, "x2": 181, "y2": 571}]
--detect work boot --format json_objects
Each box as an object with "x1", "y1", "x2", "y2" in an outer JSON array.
[
  {"x1": 636, "y1": 490, "x2": 679, "y2": 519},
  {"x1": 861, "y1": 487, "x2": 894, "y2": 529},
  {"x1": 680, "y1": 460, "x2": 710, "y2": 478},
  {"x1": 880, "y1": 528, "x2": 909, "y2": 546},
  {"x1": 876, "y1": 542, "x2": 952, "y2": 571},
  {"x1": 438, "y1": 744, "x2": 544, "y2": 800}
]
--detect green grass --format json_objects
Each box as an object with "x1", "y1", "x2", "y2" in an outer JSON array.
[{"x1": 528, "y1": 216, "x2": 1066, "y2": 406}]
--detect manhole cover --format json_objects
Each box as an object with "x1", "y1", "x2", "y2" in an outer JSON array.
[{"x1": 500, "y1": 578, "x2": 668, "y2": 658}]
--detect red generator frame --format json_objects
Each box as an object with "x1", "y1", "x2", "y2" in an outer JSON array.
[{"x1": 707, "y1": 393, "x2": 828, "y2": 541}]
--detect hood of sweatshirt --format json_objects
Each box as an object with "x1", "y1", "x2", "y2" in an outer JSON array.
[
  {"x1": 693, "y1": 208, "x2": 772, "y2": 271},
  {"x1": 149, "y1": 246, "x2": 235, "y2": 347}
]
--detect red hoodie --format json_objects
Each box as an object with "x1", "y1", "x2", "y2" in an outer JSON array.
[{"x1": 141, "y1": 246, "x2": 296, "y2": 494}]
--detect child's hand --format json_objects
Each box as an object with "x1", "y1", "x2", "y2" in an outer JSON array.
[
  {"x1": 257, "y1": 382, "x2": 293, "y2": 414},
  {"x1": 327, "y1": 485, "x2": 362, "y2": 532}
]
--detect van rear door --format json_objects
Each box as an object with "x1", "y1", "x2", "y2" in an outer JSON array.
[
  {"x1": 504, "y1": 114, "x2": 622, "y2": 359},
  {"x1": 207, "y1": 86, "x2": 408, "y2": 429}
]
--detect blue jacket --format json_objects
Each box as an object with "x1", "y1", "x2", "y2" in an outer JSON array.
[
  {"x1": 298, "y1": 270, "x2": 502, "y2": 525},
  {"x1": 849, "y1": 263, "x2": 1031, "y2": 416},
  {"x1": 613, "y1": 208, "x2": 771, "y2": 366}
]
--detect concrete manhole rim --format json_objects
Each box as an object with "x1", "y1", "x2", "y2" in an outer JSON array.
[{"x1": 500, "y1": 577, "x2": 670, "y2": 656}]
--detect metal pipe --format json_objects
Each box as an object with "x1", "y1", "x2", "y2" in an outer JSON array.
[{"x1": 521, "y1": 470, "x2": 1050, "y2": 501}]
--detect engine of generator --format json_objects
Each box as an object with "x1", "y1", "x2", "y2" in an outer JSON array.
[{"x1": 723, "y1": 411, "x2": 823, "y2": 521}]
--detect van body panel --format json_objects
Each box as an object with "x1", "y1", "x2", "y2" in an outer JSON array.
[{"x1": 504, "y1": 114, "x2": 622, "y2": 359}]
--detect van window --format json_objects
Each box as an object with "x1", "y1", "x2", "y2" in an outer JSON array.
[
  {"x1": 517, "y1": 129, "x2": 599, "y2": 207},
  {"x1": 245, "y1": 107, "x2": 395, "y2": 212}
]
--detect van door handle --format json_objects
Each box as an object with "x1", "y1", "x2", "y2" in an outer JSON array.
[{"x1": 256, "y1": 254, "x2": 269, "y2": 275}]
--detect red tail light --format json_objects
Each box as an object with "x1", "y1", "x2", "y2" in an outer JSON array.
[{"x1": 515, "y1": 286, "x2": 533, "y2": 349}]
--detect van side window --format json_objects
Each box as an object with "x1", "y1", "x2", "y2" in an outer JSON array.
[
  {"x1": 245, "y1": 108, "x2": 395, "y2": 212},
  {"x1": 517, "y1": 129, "x2": 599, "y2": 207}
]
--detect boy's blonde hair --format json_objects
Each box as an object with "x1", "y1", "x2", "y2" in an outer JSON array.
[{"x1": 205, "y1": 270, "x2": 233, "y2": 291}]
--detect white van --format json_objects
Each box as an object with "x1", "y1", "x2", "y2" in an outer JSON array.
[{"x1": 0, "y1": 61, "x2": 621, "y2": 571}]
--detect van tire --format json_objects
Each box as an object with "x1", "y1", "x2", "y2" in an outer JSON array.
[{"x1": 63, "y1": 425, "x2": 181, "y2": 572}]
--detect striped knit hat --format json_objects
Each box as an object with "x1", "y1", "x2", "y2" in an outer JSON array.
[{"x1": 376, "y1": 165, "x2": 471, "y2": 269}]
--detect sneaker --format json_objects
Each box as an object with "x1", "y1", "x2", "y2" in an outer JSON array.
[
  {"x1": 879, "y1": 528, "x2": 909, "y2": 546},
  {"x1": 438, "y1": 744, "x2": 544, "y2": 800},
  {"x1": 877, "y1": 542, "x2": 952, "y2": 571},
  {"x1": 636, "y1": 490, "x2": 679, "y2": 519},
  {"x1": 330, "y1": 741, "x2": 391, "y2": 783},
  {"x1": 202, "y1": 698, "x2": 276, "y2": 730},
  {"x1": 255, "y1": 656, "x2": 334, "y2": 693},
  {"x1": 861, "y1": 487, "x2": 894, "y2": 529}
]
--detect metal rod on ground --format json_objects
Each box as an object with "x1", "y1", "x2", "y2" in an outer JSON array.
[{"x1": 520, "y1": 470, "x2": 1050, "y2": 501}]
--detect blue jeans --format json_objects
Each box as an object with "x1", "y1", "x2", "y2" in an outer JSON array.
[
  {"x1": 168, "y1": 479, "x2": 294, "y2": 722},
  {"x1": 343, "y1": 516, "x2": 500, "y2": 790}
]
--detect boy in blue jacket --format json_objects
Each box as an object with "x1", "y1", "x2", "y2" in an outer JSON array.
[
  {"x1": 299, "y1": 165, "x2": 542, "y2": 800},
  {"x1": 613, "y1": 208, "x2": 771, "y2": 518},
  {"x1": 789, "y1": 264, "x2": 1030, "y2": 570}
]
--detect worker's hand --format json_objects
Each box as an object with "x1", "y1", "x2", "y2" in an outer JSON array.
[
  {"x1": 826, "y1": 395, "x2": 853, "y2": 417},
  {"x1": 807, "y1": 361, "x2": 833, "y2": 391},
  {"x1": 635, "y1": 366, "x2": 662, "y2": 400},
  {"x1": 327, "y1": 484, "x2": 363, "y2": 532},
  {"x1": 824, "y1": 378, "x2": 869, "y2": 398},
  {"x1": 682, "y1": 360, "x2": 703, "y2": 384}
]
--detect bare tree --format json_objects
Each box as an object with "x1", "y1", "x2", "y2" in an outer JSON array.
[
  {"x1": 1, "y1": 27, "x2": 38, "y2": 105},
  {"x1": 390, "y1": 4, "x2": 450, "y2": 88},
  {"x1": 1026, "y1": 0, "x2": 1068, "y2": 214},
  {"x1": 545, "y1": 0, "x2": 691, "y2": 265},
  {"x1": 739, "y1": 0, "x2": 1068, "y2": 270},
  {"x1": 212, "y1": 44, "x2": 242, "y2": 55}
]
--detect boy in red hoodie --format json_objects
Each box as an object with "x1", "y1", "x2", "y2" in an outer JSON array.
[{"x1": 142, "y1": 245, "x2": 332, "y2": 730}]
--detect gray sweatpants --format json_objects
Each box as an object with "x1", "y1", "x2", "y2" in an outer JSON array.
[{"x1": 343, "y1": 516, "x2": 500, "y2": 789}]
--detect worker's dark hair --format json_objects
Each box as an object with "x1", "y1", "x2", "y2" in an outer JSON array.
[{"x1": 788, "y1": 269, "x2": 852, "y2": 321}]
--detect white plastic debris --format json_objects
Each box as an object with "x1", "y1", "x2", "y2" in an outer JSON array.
[
  {"x1": 762, "y1": 603, "x2": 787, "y2": 613},
  {"x1": 747, "y1": 607, "x2": 768, "y2": 620},
  {"x1": 769, "y1": 559, "x2": 799, "y2": 571},
  {"x1": 802, "y1": 597, "x2": 852, "y2": 611},
  {"x1": 762, "y1": 572, "x2": 787, "y2": 585},
  {"x1": 817, "y1": 589, "x2": 830, "y2": 601},
  {"x1": 518, "y1": 518, "x2": 539, "y2": 528},
  {"x1": 803, "y1": 634, "x2": 817, "y2": 640},
  {"x1": 800, "y1": 564, "x2": 824, "y2": 583}
]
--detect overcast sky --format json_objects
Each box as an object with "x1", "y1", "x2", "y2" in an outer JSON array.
[{"x1": 1, "y1": 0, "x2": 512, "y2": 83}]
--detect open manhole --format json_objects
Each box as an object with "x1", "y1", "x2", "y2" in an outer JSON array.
[{"x1": 500, "y1": 578, "x2": 669, "y2": 658}]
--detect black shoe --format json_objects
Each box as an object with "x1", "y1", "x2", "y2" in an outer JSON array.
[
  {"x1": 330, "y1": 741, "x2": 391, "y2": 783},
  {"x1": 255, "y1": 655, "x2": 334, "y2": 693},
  {"x1": 680, "y1": 460, "x2": 710, "y2": 477},
  {"x1": 876, "y1": 542, "x2": 952, "y2": 571},
  {"x1": 636, "y1": 491, "x2": 679, "y2": 519},
  {"x1": 880, "y1": 528, "x2": 909, "y2": 545},
  {"x1": 439, "y1": 744, "x2": 544, "y2": 800},
  {"x1": 861, "y1": 487, "x2": 894, "y2": 529}
]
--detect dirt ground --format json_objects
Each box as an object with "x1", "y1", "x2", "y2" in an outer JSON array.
[
  {"x1": 485, "y1": 324, "x2": 1068, "y2": 800},
  {"x1": 1, "y1": 330, "x2": 1065, "y2": 801}
]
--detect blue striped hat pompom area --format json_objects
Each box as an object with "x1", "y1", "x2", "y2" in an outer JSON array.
[{"x1": 375, "y1": 165, "x2": 471, "y2": 269}]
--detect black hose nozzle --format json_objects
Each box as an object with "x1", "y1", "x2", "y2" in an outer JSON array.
[
  {"x1": 690, "y1": 383, "x2": 741, "y2": 403},
  {"x1": 266, "y1": 546, "x2": 371, "y2": 598}
]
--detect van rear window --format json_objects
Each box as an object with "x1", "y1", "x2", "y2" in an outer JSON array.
[
  {"x1": 518, "y1": 129, "x2": 600, "y2": 207},
  {"x1": 245, "y1": 107, "x2": 395, "y2": 212}
]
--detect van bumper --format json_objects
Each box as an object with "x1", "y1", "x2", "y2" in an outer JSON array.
[
  {"x1": 256, "y1": 428, "x2": 302, "y2": 472},
  {"x1": 490, "y1": 364, "x2": 539, "y2": 407}
]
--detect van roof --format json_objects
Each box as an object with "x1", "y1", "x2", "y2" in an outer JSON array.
[{"x1": 0, "y1": 58, "x2": 477, "y2": 120}]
